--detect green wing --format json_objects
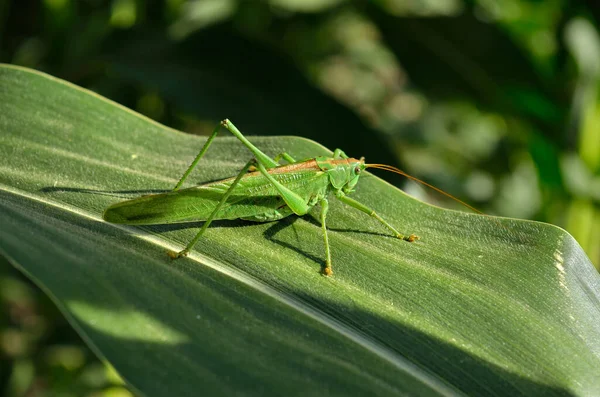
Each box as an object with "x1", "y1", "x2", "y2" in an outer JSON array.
[{"x1": 103, "y1": 169, "x2": 330, "y2": 225}]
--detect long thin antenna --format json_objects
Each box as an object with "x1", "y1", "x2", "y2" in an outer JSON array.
[{"x1": 366, "y1": 164, "x2": 484, "y2": 215}]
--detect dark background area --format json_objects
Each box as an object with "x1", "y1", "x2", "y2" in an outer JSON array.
[{"x1": 1, "y1": 0, "x2": 599, "y2": 395}]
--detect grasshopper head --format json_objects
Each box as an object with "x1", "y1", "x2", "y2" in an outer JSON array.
[{"x1": 343, "y1": 157, "x2": 366, "y2": 193}]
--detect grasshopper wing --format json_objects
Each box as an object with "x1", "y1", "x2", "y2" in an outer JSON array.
[{"x1": 103, "y1": 170, "x2": 328, "y2": 225}]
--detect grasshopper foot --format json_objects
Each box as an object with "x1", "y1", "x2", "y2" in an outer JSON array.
[
  {"x1": 321, "y1": 266, "x2": 333, "y2": 276},
  {"x1": 402, "y1": 234, "x2": 419, "y2": 242},
  {"x1": 167, "y1": 250, "x2": 188, "y2": 259}
]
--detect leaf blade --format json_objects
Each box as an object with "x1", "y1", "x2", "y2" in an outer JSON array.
[{"x1": 1, "y1": 64, "x2": 599, "y2": 396}]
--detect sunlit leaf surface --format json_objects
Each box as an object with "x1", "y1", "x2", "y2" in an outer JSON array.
[{"x1": 1, "y1": 65, "x2": 599, "y2": 396}]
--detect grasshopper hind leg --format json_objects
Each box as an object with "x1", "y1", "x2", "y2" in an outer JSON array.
[
  {"x1": 168, "y1": 159, "x2": 257, "y2": 259},
  {"x1": 319, "y1": 198, "x2": 333, "y2": 276}
]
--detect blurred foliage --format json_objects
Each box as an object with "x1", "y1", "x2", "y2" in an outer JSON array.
[
  {"x1": 0, "y1": 256, "x2": 132, "y2": 396},
  {"x1": 1, "y1": 0, "x2": 600, "y2": 394}
]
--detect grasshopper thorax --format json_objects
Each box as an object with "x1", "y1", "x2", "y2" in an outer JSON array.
[{"x1": 315, "y1": 156, "x2": 366, "y2": 193}]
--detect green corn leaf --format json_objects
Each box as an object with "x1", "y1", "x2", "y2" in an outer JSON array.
[{"x1": 1, "y1": 64, "x2": 599, "y2": 396}]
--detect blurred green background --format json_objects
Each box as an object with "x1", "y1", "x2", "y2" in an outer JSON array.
[{"x1": 1, "y1": 0, "x2": 600, "y2": 395}]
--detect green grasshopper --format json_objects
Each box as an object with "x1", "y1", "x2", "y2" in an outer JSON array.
[{"x1": 104, "y1": 119, "x2": 424, "y2": 276}]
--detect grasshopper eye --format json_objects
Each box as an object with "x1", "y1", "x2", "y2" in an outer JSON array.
[{"x1": 354, "y1": 166, "x2": 361, "y2": 175}]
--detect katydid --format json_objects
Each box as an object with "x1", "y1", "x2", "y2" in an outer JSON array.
[{"x1": 105, "y1": 119, "x2": 468, "y2": 276}]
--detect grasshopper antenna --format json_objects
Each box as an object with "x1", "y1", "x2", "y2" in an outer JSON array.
[{"x1": 366, "y1": 163, "x2": 484, "y2": 215}]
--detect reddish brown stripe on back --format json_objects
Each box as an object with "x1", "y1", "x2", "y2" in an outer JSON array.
[{"x1": 269, "y1": 159, "x2": 321, "y2": 173}]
